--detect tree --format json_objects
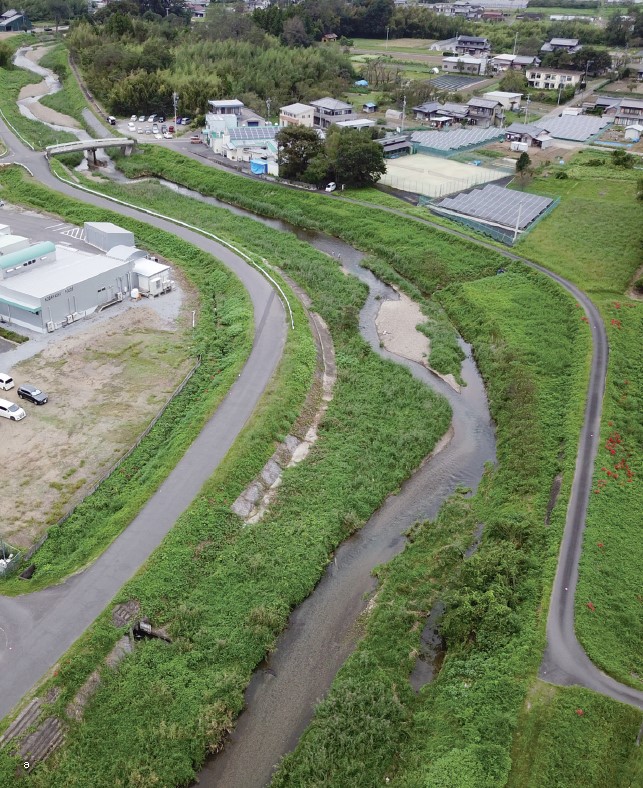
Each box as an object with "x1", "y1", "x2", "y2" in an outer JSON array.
[
  {"x1": 498, "y1": 69, "x2": 527, "y2": 94},
  {"x1": 329, "y1": 127, "x2": 386, "y2": 187},
  {"x1": 515, "y1": 151, "x2": 532, "y2": 188},
  {"x1": 276, "y1": 126, "x2": 324, "y2": 180},
  {"x1": 48, "y1": 0, "x2": 70, "y2": 32},
  {"x1": 281, "y1": 16, "x2": 310, "y2": 47}
]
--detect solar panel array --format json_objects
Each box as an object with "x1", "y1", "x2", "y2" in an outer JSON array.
[
  {"x1": 431, "y1": 74, "x2": 484, "y2": 91},
  {"x1": 436, "y1": 184, "x2": 554, "y2": 230},
  {"x1": 229, "y1": 127, "x2": 278, "y2": 142},
  {"x1": 535, "y1": 114, "x2": 610, "y2": 142},
  {"x1": 411, "y1": 126, "x2": 502, "y2": 152}
]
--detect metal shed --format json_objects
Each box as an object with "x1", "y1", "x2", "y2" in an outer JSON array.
[{"x1": 84, "y1": 222, "x2": 135, "y2": 252}]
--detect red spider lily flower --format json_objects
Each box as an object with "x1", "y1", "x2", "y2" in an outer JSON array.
[{"x1": 587, "y1": 602, "x2": 595, "y2": 612}]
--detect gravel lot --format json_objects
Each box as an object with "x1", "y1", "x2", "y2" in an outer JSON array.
[{"x1": 0, "y1": 302, "x2": 196, "y2": 549}]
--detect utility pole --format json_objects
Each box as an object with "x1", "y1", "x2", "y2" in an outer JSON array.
[
  {"x1": 524, "y1": 94, "x2": 530, "y2": 124},
  {"x1": 172, "y1": 91, "x2": 179, "y2": 126},
  {"x1": 513, "y1": 31, "x2": 518, "y2": 56},
  {"x1": 386, "y1": 26, "x2": 389, "y2": 51},
  {"x1": 401, "y1": 94, "x2": 407, "y2": 131},
  {"x1": 266, "y1": 97, "x2": 271, "y2": 120},
  {"x1": 557, "y1": 82, "x2": 563, "y2": 105}
]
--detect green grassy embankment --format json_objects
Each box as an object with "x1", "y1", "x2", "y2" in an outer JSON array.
[
  {"x1": 273, "y1": 267, "x2": 593, "y2": 787},
  {"x1": 520, "y1": 150, "x2": 643, "y2": 690},
  {"x1": 0, "y1": 48, "x2": 77, "y2": 149},
  {"x1": 110, "y1": 145, "x2": 509, "y2": 377},
  {"x1": 0, "y1": 165, "x2": 254, "y2": 592},
  {"x1": 0, "y1": 165, "x2": 451, "y2": 786},
  {"x1": 38, "y1": 45, "x2": 98, "y2": 137}
]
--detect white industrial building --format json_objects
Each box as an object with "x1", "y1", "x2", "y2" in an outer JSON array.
[{"x1": 0, "y1": 223, "x2": 173, "y2": 334}]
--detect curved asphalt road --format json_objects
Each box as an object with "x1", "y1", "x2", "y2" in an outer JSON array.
[{"x1": 0, "y1": 113, "x2": 287, "y2": 720}]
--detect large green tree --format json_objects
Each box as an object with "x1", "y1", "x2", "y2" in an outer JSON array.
[
  {"x1": 327, "y1": 127, "x2": 386, "y2": 187},
  {"x1": 276, "y1": 126, "x2": 324, "y2": 181}
]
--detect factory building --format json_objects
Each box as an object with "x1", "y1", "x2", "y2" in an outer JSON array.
[{"x1": 0, "y1": 223, "x2": 173, "y2": 334}]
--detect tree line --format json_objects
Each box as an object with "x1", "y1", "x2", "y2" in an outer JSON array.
[{"x1": 65, "y1": 6, "x2": 354, "y2": 118}]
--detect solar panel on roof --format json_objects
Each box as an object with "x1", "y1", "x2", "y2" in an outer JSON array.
[
  {"x1": 229, "y1": 127, "x2": 278, "y2": 142},
  {"x1": 411, "y1": 127, "x2": 502, "y2": 152},
  {"x1": 435, "y1": 184, "x2": 554, "y2": 230}
]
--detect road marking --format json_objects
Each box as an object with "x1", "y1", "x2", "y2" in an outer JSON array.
[{"x1": 46, "y1": 222, "x2": 66, "y2": 229}]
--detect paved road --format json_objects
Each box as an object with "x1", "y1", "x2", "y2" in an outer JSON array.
[{"x1": 0, "y1": 112, "x2": 287, "y2": 720}]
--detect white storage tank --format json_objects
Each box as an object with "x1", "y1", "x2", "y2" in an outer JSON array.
[{"x1": 84, "y1": 222, "x2": 135, "y2": 252}]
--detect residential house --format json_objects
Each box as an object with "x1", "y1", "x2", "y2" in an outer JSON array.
[
  {"x1": 454, "y1": 35, "x2": 491, "y2": 57},
  {"x1": 443, "y1": 55, "x2": 484, "y2": 74},
  {"x1": 482, "y1": 10, "x2": 504, "y2": 21},
  {"x1": 526, "y1": 68, "x2": 582, "y2": 90},
  {"x1": 436, "y1": 102, "x2": 470, "y2": 123},
  {"x1": 452, "y1": 2, "x2": 484, "y2": 19},
  {"x1": 467, "y1": 97, "x2": 504, "y2": 128},
  {"x1": 362, "y1": 101, "x2": 378, "y2": 113},
  {"x1": 279, "y1": 103, "x2": 315, "y2": 128},
  {"x1": 321, "y1": 33, "x2": 338, "y2": 43},
  {"x1": 0, "y1": 8, "x2": 30, "y2": 31},
  {"x1": 413, "y1": 101, "x2": 441, "y2": 121},
  {"x1": 505, "y1": 122, "x2": 553, "y2": 147},
  {"x1": 541, "y1": 38, "x2": 582, "y2": 54},
  {"x1": 310, "y1": 97, "x2": 356, "y2": 128},
  {"x1": 484, "y1": 91, "x2": 523, "y2": 111},
  {"x1": 491, "y1": 54, "x2": 540, "y2": 72},
  {"x1": 614, "y1": 98, "x2": 643, "y2": 127}
]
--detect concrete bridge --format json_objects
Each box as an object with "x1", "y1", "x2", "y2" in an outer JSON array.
[{"x1": 45, "y1": 138, "x2": 135, "y2": 164}]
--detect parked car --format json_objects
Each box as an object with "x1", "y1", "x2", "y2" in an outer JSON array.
[
  {"x1": 138, "y1": 115, "x2": 145, "y2": 122},
  {"x1": 137, "y1": 127, "x2": 144, "y2": 134},
  {"x1": 0, "y1": 398, "x2": 26, "y2": 421},
  {"x1": 190, "y1": 135, "x2": 202, "y2": 144},
  {"x1": 148, "y1": 114, "x2": 157, "y2": 123},
  {"x1": 168, "y1": 125, "x2": 174, "y2": 133},
  {"x1": 157, "y1": 114, "x2": 166, "y2": 123},
  {"x1": 163, "y1": 132, "x2": 173, "y2": 139},
  {"x1": 176, "y1": 118, "x2": 182, "y2": 125},
  {"x1": 182, "y1": 116, "x2": 191, "y2": 125},
  {"x1": 130, "y1": 114, "x2": 137, "y2": 122},
  {"x1": 325, "y1": 182, "x2": 337, "y2": 193},
  {"x1": 17, "y1": 384, "x2": 48, "y2": 405},
  {"x1": 161, "y1": 124, "x2": 167, "y2": 132},
  {"x1": 107, "y1": 116, "x2": 117, "y2": 126},
  {"x1": 0, "y1": 373, "x2": 14, "y2": 391}
]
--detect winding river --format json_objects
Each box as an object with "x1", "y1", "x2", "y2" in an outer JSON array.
[{"x1": 152, "y1": 184, "x2": 496, "y2": 787}]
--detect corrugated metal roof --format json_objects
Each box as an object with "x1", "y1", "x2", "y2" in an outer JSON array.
[{"x1": 0, "y1": 242, "x2": 55, "y2": 270}]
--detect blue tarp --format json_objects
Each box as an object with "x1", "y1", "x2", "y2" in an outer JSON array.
[
  {"x1": 354, "y1": 79, "x2": 369, "y2": 87},
  {"x1": 250, "y1": 159, "x2": 268, "y2": 175}
]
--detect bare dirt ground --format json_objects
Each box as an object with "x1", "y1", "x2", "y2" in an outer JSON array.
[
  {"x1": 376, "y1": 292, "x2": 429, "y2": 364},
  {"x1": 0, "y1": 306, "x2": 195, "y2": 549}
]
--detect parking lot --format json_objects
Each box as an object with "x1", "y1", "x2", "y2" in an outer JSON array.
[
  {"x1": 113, "y1": 113, "x2": 198, "y2": 143},
  {"x1": 0, "y1": 205, "x2": 196, "y2": 549}
]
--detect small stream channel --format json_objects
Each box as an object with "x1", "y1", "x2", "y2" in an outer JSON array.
[{"x1": 150, "y1": 184, "x2": 497, "y2": 787}]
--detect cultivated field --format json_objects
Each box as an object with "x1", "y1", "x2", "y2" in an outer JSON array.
[{"x1": 0, "y1": 302, "x2": 194, "y2": 549}]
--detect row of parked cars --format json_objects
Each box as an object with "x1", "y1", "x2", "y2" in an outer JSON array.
[{"x1": 0, "y1": 373, "x2": 48, "y2": 422}]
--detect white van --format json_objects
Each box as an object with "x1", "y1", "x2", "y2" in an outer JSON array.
[
  {"x1": 0, "y1": 398, "x2": 25, "y2": 421},
  {"x1": 0, "y1": 373, "x2": 14, "y2": 391},
  {"x1": 107, "y1": 116, "x2": 117, "y2": 126}
]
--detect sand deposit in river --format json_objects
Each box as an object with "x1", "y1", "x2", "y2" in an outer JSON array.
[{"x1": 376, "y1": 290, "x2": 429, "y2": 364}]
